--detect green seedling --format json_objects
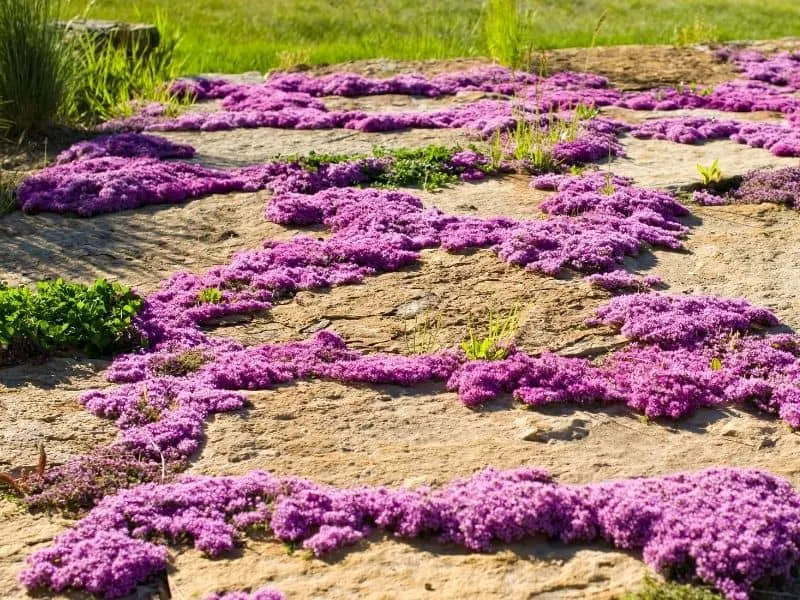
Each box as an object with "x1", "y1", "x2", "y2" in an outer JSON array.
[{"x1": 696, "y1": 159, "x2": 722, "y2": 186}]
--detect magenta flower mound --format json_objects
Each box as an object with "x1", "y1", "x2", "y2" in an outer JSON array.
[
  {"x1": 17, "y1": 154, "x2": 386, "y2": 216},
  {"x1": 584, "y1": 270, "x2": 663, "y2": 292},
  {"x1": 693, "y1": 189, "x2": 730, "y2": 206},
  {"x1": 690, "y1": 166, "x2": 800, "y2": 210},
  {"x1": 630, "y1": 117, "x2": 800, "y2": 158},
  {"x1": 588, "y1": 293, "x2": 778, "y2": 347},
  {"x1": 20, "y1": 467, "x2": 800, "y2": 600},
  {"x1": 722, "y1": 49, "x2": 800, "y2": 89},
  {"x1": 732, "y1": 166, "x2": 800, "y2": 208},
  {"x1": 17, "y1": 157, "x2": 246, "y2": 216},
  {"x1": 54, "y1": 133, "x2": 196, "y2": 164},
  {"x1": 204, "y1": 589, "x2": 285, "y2": 600}
]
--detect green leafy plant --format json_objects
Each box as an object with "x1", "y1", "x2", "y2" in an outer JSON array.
[
  {"x1": 0, "y1": 278, "x2": 143, "y2": 365},
  {"x1": 294, "y1": 150, "x2": 356, "y2": 172},
  {"x1": 624, "y1": 575, "x2": 723, "y2": 600},
  {"x1": 696, "y1": 159, "x2": 722, "y2": 186},
  {"x1": 568, "y1": 165, "x2": 588, "y2": 176},
  {"x1": 197, "y1": 287, "x2": 223, "y2": 304},
  {"x1": 373, "y1": 145, "x2": 491, "y2": 191},
  {"x1": 686, "y1": 82, "x2": 714, "y2": 97},
  {"x1": 0, "y1": 0, "x2": 72, "y2": 135},
  {"x1": 65, "y1": 11, "x2": 186, "y2": 124},
  {"x1": 461, "y1": 303, "x2": 520, "y2": 360}
]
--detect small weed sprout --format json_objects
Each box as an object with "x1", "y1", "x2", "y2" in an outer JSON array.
[
  {"x1": 601, "y1": 172, "x2": 616, "y2": 195},
  {"x1": 404, "y1": 311, "x2": 442, "y2": 355},
  {"x1": 569, "y1": 164, "x2": 588, "y2": 176},
  {"x1": 488, "y1": 130, "x2": 505, "y2": 170},
  {"x1": 0, "y1": 442, "x2": 46, "y2": 497},
  {"x1": 574, "y1": 102, "x2": 600, "y2": 121},
  {"x1": 696, "y1": 159, "x2": 722, "y2": 186},
  {"x1": 687, "y1": 82, "x2": 714, "y2": 97},
  {"x1": 197, "y1": 287, "x2": 223, "y2": 305},
  {"x1": 461, "y1": 303, "x2": 520, "y2": 360}
]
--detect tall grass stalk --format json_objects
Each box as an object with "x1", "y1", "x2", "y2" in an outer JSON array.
[
  {"x1": 0, "y1": 170, "x2": 20, "y2": 215},
  {"x1": 0, "y1": 0, "x2": 72, "y2": 135},
  {"x1": 508, "y1": 104, "x2": 582, "y2": 172},
  {"x1": 66, "y1": 11, "x2": 186, "y2": 124},
  {"x1": 484, "y1": 0, "x2": 535, "y2": 70}
]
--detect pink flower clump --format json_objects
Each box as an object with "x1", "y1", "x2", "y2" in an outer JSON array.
[{"x1": 20, "y1": 467, "x2": 800, "y2": 600}]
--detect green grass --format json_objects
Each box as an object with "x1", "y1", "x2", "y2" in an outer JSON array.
[
  {"x1": 66, "y1": 11, "x2": 185, "y2": 124},
  {"x1": 62, "y1": 0, "x2": 800, "y2": 74}
]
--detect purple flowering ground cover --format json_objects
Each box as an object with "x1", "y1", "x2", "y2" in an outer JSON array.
[{"x1": 11, "y1": 48, "x2": 800, "y2": 600}]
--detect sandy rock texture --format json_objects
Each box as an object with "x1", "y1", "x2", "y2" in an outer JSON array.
[{"x1": 2, "y1": 42, "x2": 800, "y2": 600}]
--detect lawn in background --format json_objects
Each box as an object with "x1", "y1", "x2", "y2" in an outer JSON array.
[{"x1": 64, "y1": 0, "x2": 800, "y2": 74}]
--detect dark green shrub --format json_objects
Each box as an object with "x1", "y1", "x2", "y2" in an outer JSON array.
[
  {"x1": 0, "y1": 0, "x2": 71, "y2": 135},
  {"x1": 0, "y1": 278, "x2": 144, "y2": 365}
]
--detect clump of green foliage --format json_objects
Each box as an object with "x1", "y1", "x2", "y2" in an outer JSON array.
[
  {"x1": 152, "y1": 349, "x2": 211, "y2": 377},
  {"x1": 66, "y1": 11, "x2": 187, "y2": 124},
  {"x1": 696, "y1": 159, "x2": 722, "y2": 186},
  {"x1": 502, "y1": 108, "x2": 582, "y2": 172},
  {"x1": 0, "y1": 0, "x2": 72, "y2": 135},
  {"x1": 461, "y1": 304, "x2": 520, "y2": 360},
  {"x1": 197, "y1": 287, "x2": 224, "y2": 304},
  {"x1": 373, "y1": 145, "x2": 474, "y2": 191},
  {"x1": 293, "y1": 150, "x2": 355, "y2": 171},
  {"x1": 287, "y1": 145, "x2": 497, "y2": 192},
  {"x1": 0, "y1": 278, "x2": 144, "y2": 365},
  {"x1": 672, "y1": 17, "x2": 720, "y2": 47},
  {"x1": 624, "y1": 576, "x2": 723, "y2": 600}
]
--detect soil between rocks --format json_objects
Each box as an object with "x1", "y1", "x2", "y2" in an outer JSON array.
[{"x1": 2, "y1": 42, "x2": 800, "y2": 600}]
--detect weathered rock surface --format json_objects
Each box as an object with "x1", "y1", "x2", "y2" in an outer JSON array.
[{"x1": 3, "y1": 41, "x2": 800, "y2": 599}]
